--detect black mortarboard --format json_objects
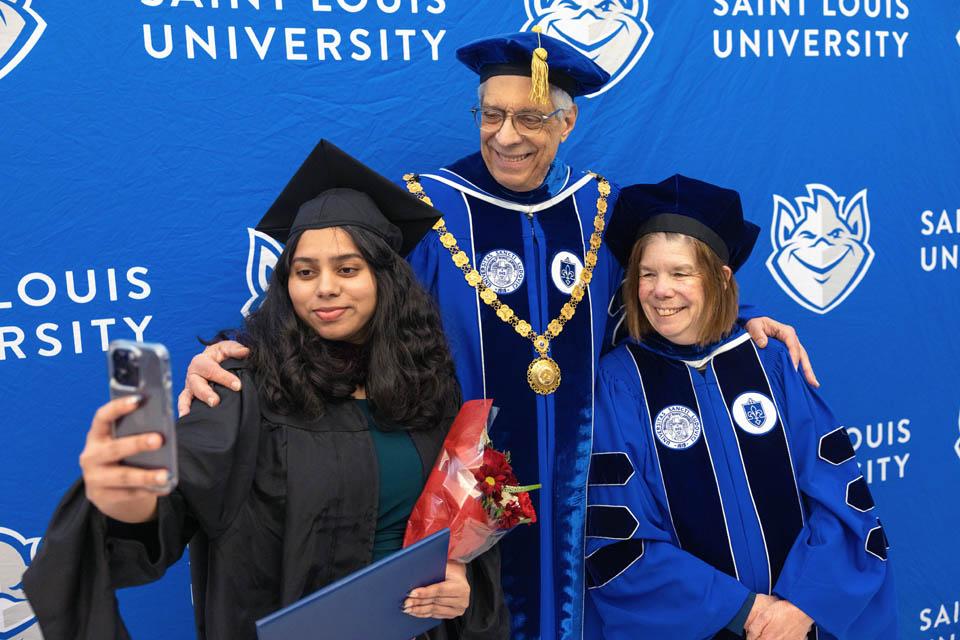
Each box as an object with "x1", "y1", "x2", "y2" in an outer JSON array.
[
  {"x1": 608, "y1": 175, "x2": 761, "y2": 273},
  {"x1": 256, "y1": 140, "x2": 440, "y2": 256},
  {"x1": 456, "y1": 31, "x2": 610, "y2": 100}
]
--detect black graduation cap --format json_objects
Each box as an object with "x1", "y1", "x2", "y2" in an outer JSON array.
[
  {"x1": 607, "y1": 175, "x2": 761, "y2": 273},
  {"x1": 455, "y1": 31, "x2": 610, "y2": 99},
  {"x1": 256, "y1": 140, "x2": 440, "y2": 256}
]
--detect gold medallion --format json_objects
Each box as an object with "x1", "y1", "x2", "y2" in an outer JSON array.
[
  {"x1": 402, "y1": 173, "x2": 610, "y2": 399},
  {"x1": 527, "y1": 356, "x2": 561, "y2": 395}
]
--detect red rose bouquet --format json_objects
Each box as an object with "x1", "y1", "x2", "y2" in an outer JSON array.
[{"x1": 402, "y1": 399, "x2": 539, "y2": 562}]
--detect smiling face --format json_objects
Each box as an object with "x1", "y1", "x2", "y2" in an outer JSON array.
[
  {"x1": 479, "y1": 75, "x2": 577, "y2": 192},
  {"x1": 636, "y1": 235, "x2": 707, "y2": 345},
  {"x1": 287, "y1": 227, "x2": 377, "y2": 344},
  {"x1": 634, "y1": 234, "x2": 734, "y2": 346}
]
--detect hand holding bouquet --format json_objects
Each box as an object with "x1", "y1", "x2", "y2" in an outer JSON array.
[{"x1": 403, "y1": 400, "x2": 539, "y2": 562}]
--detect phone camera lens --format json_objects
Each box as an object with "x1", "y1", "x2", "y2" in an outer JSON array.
[{"x1": 112, "y1": 349, "x2": 140, "y2": 387}]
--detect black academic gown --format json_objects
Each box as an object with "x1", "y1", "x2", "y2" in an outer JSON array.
[{"x1": 22, "y1": 360, "x2": 510, "y2": 640}]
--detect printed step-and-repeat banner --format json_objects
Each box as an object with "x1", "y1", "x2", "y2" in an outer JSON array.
[{"x1": 1, "y1": 1, "x2": 958, "y2": 638}]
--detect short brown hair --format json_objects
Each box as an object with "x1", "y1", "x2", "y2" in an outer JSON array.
[{"x1": 622, "y1": 233, "x2": 739, "y2": 346}]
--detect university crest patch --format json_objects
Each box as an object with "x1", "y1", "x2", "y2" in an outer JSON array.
[
  {"x1": 654, "y1": 405, "x2": 701, "y2": 450},
  {"x1": 480, "y1": 250, "x2": 525, "y2": 295}
]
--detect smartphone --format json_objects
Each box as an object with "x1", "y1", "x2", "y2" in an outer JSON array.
[{"x1": 107, "y1": 339, "x2": 178, "y2": 491}]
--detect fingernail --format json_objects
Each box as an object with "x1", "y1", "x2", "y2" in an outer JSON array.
[
  {"x1": 147, "y1": 434, "x2": 162, "y2": 447},
  {"x1": 207, "y1": 396, "x2": 217, "y2": 407},
  {"x1": 231, "y1": 381, "x2": 241, "y2": 391},
  {"x1": 156, "y1": 471, "x2": 169, "y2": 483},
  {"x1": 127, "y1": 394, "x2": 142, "y2": 405}
]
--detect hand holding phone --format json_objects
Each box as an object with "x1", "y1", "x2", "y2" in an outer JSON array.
[
  {"x1": 77, "y1": 340, "x2": 178, "y2": 523},
  {"x1": 79, "y1": 396, "x2": 170, "y2": 523}
]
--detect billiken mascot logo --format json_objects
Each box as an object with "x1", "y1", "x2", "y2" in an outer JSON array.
[
  {"x1": 766, "y1": 184, "x2": 875, "y2": 315},
  {"x1": 0, "y1": 0, "x2": 45, "y2": 81},
  {"x1": 0, "y1": 527, "x2": 41, "y2": 640},
  {"x1": 522, "y1": 0, "x2": 653, "y2": 96},
  {"x1": 242, "y1": 228, "x2": 284, "y2": 316},
  {"x1": 955, "y1": 407, "x2": 960, "y2": 462}
]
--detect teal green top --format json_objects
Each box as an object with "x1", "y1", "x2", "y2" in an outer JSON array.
[{"x1": 355, "y1": 400, "x2": 425, "y2": 561}]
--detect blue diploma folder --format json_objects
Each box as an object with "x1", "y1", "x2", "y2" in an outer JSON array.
[{"x1": 256, "y1": 528, "x2": 450, "y2": 640}]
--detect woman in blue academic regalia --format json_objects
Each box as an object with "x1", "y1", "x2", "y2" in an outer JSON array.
[{"x1": 583, "y1": 175, "x2": 898, "y2": 640}]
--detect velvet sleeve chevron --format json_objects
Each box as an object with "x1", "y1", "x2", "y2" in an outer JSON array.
[
  {"x1": 766, "y1": 345, "x2": 898, "y2": 639},
  {"x1": 584, "y1": 350, "x2": 751, "y2": 640}
]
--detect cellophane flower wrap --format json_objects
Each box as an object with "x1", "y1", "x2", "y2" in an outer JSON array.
[{"x1": 403, "y1": 399, "x2": 539, "y2": 562}]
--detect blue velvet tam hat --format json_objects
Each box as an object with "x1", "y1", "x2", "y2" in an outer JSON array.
[
  {"x1": 608, "y1": 175, "x2": 761, "y2": 273},
  {"x1": 455, "y1": 31, "x2": 610, "y2": 99}
]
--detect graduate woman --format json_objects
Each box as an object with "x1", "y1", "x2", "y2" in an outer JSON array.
[
  {"x1": 583, "y1": 176, "x2": 897, "y2": 640},
  {"x1": 22, "y1": 141, "x2": 509, "y2": 640}
]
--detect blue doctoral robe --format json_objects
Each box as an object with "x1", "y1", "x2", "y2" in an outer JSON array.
[
  {"x1": 406, "y1": 152, "x2": 623, "y2": 640},
  {"x1": 584, "y1": 329, "x2": 897, "y2": 640}
]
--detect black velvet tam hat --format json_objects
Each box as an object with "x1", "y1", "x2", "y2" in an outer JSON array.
[
  {"x1": 608, "y1": 175, "x2": 760, "y2": 273},
  {"x1": 455, "y1": 31, "x2": 610, "y2": 98},
  {"x1": 256, "y1": 140, "x2": 440, "y2": 256}
]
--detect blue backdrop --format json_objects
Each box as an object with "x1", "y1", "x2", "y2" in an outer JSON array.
[{"x1": 1, "y1": 1, "x2": 958, "y2": 639}]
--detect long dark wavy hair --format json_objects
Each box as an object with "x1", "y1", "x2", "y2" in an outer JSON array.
[{"x1": 241, "y1": 226, "x2": 460, "y2": 431}]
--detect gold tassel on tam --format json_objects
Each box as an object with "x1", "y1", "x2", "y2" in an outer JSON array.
[{"x1": 529, "y1": 26, "x2": 550, "y2": 105}]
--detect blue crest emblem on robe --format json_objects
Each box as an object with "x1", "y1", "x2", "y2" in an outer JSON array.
[
  {"x1": 521, "y1": 0, "x2": 654, "y2": 96},
  {"x1": 0, "y1": 526, "x2": 41, "y2": 639},
  {"x1": 242, "y1": 227, "x2": 284, "y2": 316},
  {"x1": 551, "y1": 250, "x2": 583, "y2": 294},
  {"x1": 766, "y1": 184, "x2": 875, "y2": 315},
  {"x1": 743, "y1": 398, "x2": 766, "y2": 428},
  {"x1": 0, "y1": 0, "x2": 46, "y2": 81},
  {"x1": 732, "y1": 392, "x2": 778, "y2": 436},
  {"x1": 559, "y1": 256, "x2": 577, "y2": 288}
]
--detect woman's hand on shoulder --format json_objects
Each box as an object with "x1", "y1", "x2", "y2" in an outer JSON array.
[
  {"x1": 177, "y1": 340, "x2": 250, "y2": 416},
  {"x1": 402, "y1": 560, "x2": 470, "y2": 620},
  {"x1": 79, "y1": 396, "x2": 170, "y2": 523}
]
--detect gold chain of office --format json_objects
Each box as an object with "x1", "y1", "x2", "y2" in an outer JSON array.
[{"x1": 402, "y1": 172, "x2": 611, "y2": 395}]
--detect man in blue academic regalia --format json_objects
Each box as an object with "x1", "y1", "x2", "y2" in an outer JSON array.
[{"x1": 180, "y1": 31, "x2": 816, "y2": 640}]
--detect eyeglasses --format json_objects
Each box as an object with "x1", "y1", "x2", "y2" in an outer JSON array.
[{"x1": 471, "y1": 106, "x2": 565, "y2": 134}]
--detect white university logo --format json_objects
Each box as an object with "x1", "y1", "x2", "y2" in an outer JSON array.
[
  {"x1": 242, "y1": 228, "x2": 283, "y2": 317},
  {"x1": 0, "y1": 527, "x2": 41, "y2": 640},
  {"x1": 0, "y1": 0, "x2": 44, "y2": 81},
  {"x1": 521, "y1": 0, "x2": 654, "y2": 97},
  {"x1": 766, "y1": 184, "x2": 875, "y2": 315},
  {"x1": 955, "y1": 407, "x2": 960, "y2": 462}
]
